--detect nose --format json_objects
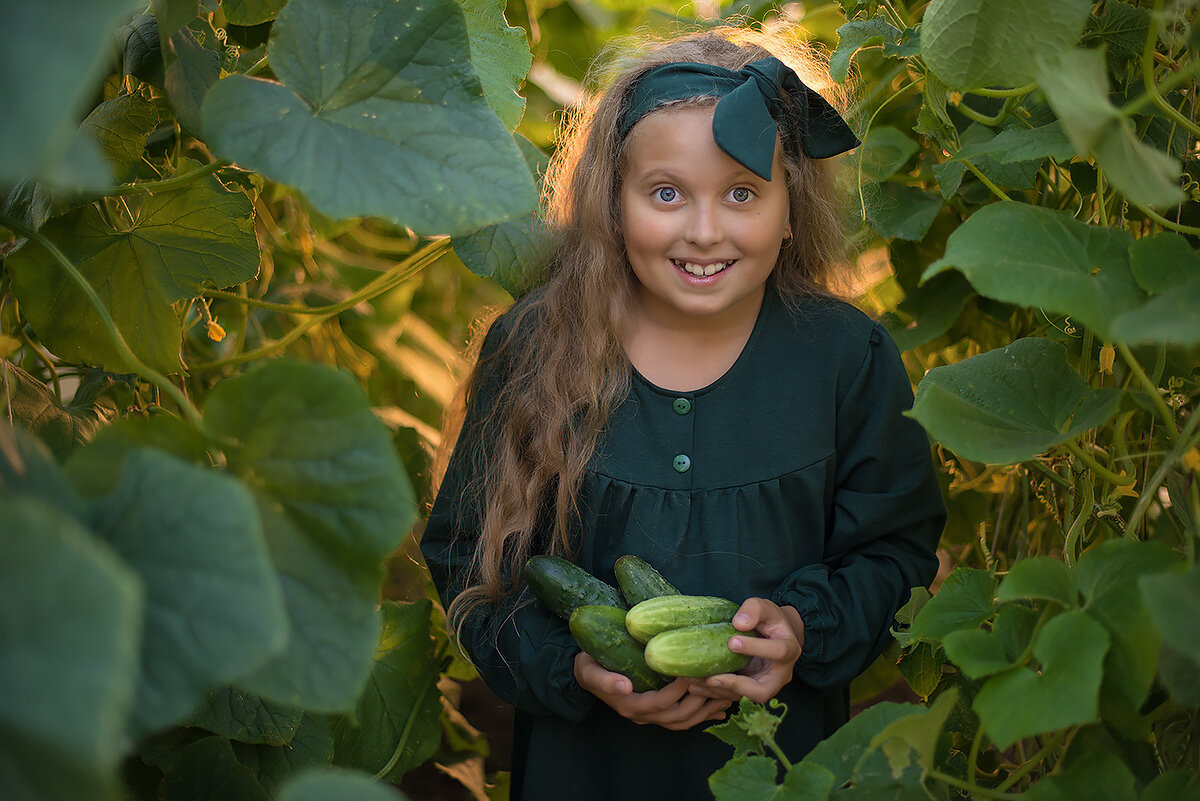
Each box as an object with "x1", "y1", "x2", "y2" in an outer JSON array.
[{"x1": 684, "y1": 201, "x2": 722, "y2": 248}]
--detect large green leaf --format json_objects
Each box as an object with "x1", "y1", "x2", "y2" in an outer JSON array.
[
  {"x1": 452, "y1": 134, "x2": 556, "y2": 295},
  {"x1": 0, "y1": 363, "x2": 126, "y2": 458},
  {"x1": 203, "y1": 360, "x2": 417, "y2": 711},
  {"x1": 0, "y1": 495, "x2": 142, "y2": 801},
  {"x1": 908, "y1": 567, "x2": 996, "y2": 643},
  {"x1": 189, "y1": 687, "x2": 304, "y2": 746},
  {"x1": 164, "y1": 27, "x2": 221, "y2": 137},
  {"x1": 908, "y1": 338, "x2": 1124, "y2": 465},
  {"x1": 1075, "y1": 540, "x2": 1178, "y2": 713},
  {"x1": 1140, "y1": 563, "x2": 1200, "y2": 666},
  {"x1": 855, "y1": 126, "x2": 919, "y2": 184},
  {"x1": 973, "y1": 609, "x2": 1109, "y2": 748},
  {"x1": 221, "y1": 0, "x2": 290, "y2": 25},
  {"x1": 160, "y1": 736, "x2": 270, "y2": 801},
  {"x1": 1023, "y1": 748, "x2": 1137, "y2": 801},
  {"x1": 1110, "y1": 276, "x2": 1200, "y2": 346},
  {"x1": 943, "y1": 604, "x2": 1037, "y2": 680},
  {"x1": 0, "y1": 425, "x2": 88, "y2": 520},
  {"x1": 232, "y1": 714, "x2": 335, "y2": 795},
  {"x1": 80, "y1": 95, "x2": 161, "y2": 183},
  {"x1": 1126, "y1": 232, "x2": 1200, "y2": 294},
  {"x1": 1036, "y1": 48, "x2": 1184, "y2": 209},
  {"x1": 332, "y1": 600, "x2": 443, "y2": 781},
  {"x1": 859, "y1": 182, "x2": 942, "y2": 241},
  {"x1": 458, "y1": 0, "x2": 531, "y2": 131},
  {"x1": 0, "y1": 0, "x2": 137, "y2": 184},
  {"x1": 920, "y1": 0, "x2": 1091, "y2": 89},
  {"x1": 922, "y1": 203, "x2": 1144, "y2": 340},
  {"x1": 278, "y1": 769, "x2": 408, "y2": 801},
  {"x1": 804, "y1": 702, "x2": 923, "y2": 787},
  {"x1": 87, "y1": 448, "x2": 287, "y2": 737},
  {"x1": 202, "y1": 0, "x2": 537, "y2": 235},
  {"x1": 709, "y1": 754, "x2": 834, "y2": 801},
  {"x1": 6, "y1": 164, "x2": 258, "y2": 373},
  {"x1": 830, "y1": 18, "x2": 918, "y2": 84}
]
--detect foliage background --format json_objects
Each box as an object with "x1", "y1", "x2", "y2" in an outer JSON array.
[{"x1": 1, "y1": 0, "x2": 1198, "y2": 800}]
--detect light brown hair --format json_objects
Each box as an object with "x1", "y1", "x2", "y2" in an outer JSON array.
[{"x1": 432, "y1": 27, "x2": 857, "y2": 631}]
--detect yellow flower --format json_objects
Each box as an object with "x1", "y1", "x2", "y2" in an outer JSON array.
[
  {"x1": 1098, "y1": 343, "x2": 1115, "y2": 375},
  {"x1": 207, "y1": 320, "x2": 227, "y2": 342}
]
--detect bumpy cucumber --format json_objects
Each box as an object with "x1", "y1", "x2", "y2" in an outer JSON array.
[
  {"x1": 524, "y1": 555, "x2": 625, "y2": 620},
  {"x1": 569, "y1": 605, "x2": 668, "y2": 692},
  {"x1": 643, "y1": 622, "x2": 751, "y2": 677},
  {"x1": 625, "y1": 594, "x2": 741, "y2": 643},
  {"x1": 614, "y1": 554, "x2": 680, "y2": 606}
]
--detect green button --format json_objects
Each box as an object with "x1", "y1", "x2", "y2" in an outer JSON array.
[
  {"x1": 672, "y1": 397, "x2": 692, "y2": 415},
  {"x1": 672, "y1": 454, "x2": 691, "y2": 473}
]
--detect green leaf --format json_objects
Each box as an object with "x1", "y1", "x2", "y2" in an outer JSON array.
[
  {"x1": 855, "y1": 126, "x2": 919, "y2": 184},
  {"x1": 452, "y1": 135, "x2": 556, "y2": 295},
  {"x1": 920, "y1": 0, "x2": 1091, "y2": 89},
  {"x1": 0, "y1": 0, "x2": 139, "y2": 183},
  {"x1": 221, "y1": 0, "x2": 290, "y2": 25},
  {"x1": 845, "y1": 746, "x2": 930, "y2": 801},
  {"x1": 1035, "y1": 48, "x2": 1184, "y2": 209},
  {"x1": 0, "y1": 425, "x2": 88, "y2": 519},
  {"x1": 943, "y1": 626, "x2": 1013, "y2": 680},
  {"x1": 1127, "y1": 232, "x2": 1200, "y2": 294},
  {"x1": 997, "y1": 557, "x2": 1076, "y2": 607},
  {"x1": 804, "y1": 702, "x2": 924, "y2": 786},
  {"x1": 204, "y1": 360, "x2": 417, "y2": 711},
  {"x1": 709, "y1": 754, "x2": 835, "y2": 801},
  {"x1": 81, "y1": 95, "x2": 161, "y2": 183},
  {"x1": 122, "y1": 13, "x2": 165, "y2": 85},
  {"x1": 0, "y1": 363, "x2": 126, "y2": 458},
  {"x1": 909, "y1": 567, "x2": 996, "y2": 643},
  {"x1": 869, "y1": 688, "x2": 957, "y2": 777},
  {"x1": 0, "y1": 495, "x2": 142, "y2": 801},
  {"x1": 278, "y1": 769, "x2": 409, "y2": 801},
  {"x1": 1140, "y1": 562, "x2": 1200, "y2": 665},
  {"x1": 165, "y1": 27, "x2": 222, "y2": 137},
  {"x1": 458, "y1": 0, "x2": 531, "y2": 131},
  {"x1": 923, "y1": 203, "x2": 1143, "y2": 339},
  {"x1": 189, "y1": 687, "x2": 304, "y2": 746},
  {"x1": 332, "y1": 600, "x2": 443, "y2": 780},
  {"x1": 1158, "y1": 643, "x2": 1200, "y2": 706},
  {"x1": 706, "y1": 698, "x2": 770, "y2": 758},
  {"x1": 1022, "y1": 748, "x2": 1136, "y2": 801},
  {"x1": 1142, "y1": 770, "x2": 1200, "y2": 801},
  {"x1": 1076, "y1": 540, "x2": 1178, "y2": 711},
  {"x1": 1110, "y1": 276, "x2": 1200, "y2": 346},
  {"x1": 65, "y1": 414, "x2": 211, "y2": 497},
  {"x1": 936, "y1": 123, "x2": 1073, "y2": 198},
  {"x1": 88, "y1": 448, "x2": 287, "y2": 736},
  {"x1": 1083, "y1": 1, "x2": 1151, "y2": 75},
  {"x1": 7, "y1": 163, "x2": 259, "y2": 373},
  {"x1": 831, "y1": 18, "x2": 903, "y2": 83},
  {"x1": 160, "y1": 736, "x2": 271, "y2": 801},
  {"x1": 232, "y1": 714, "x2": 335, "y2": 795},
  {"x1": 896, "y1": 642, "x2": 943, "y2": 699},
  {"x1": 973, "y1": 609, "x2": 1109, "y2": 749},
  {"x1": 908, "y1": 338, "x2": 1124, "y2": 464},
  {"x1": 859, "y1": 182, "x2": 942, "y2": 241},
  {"x1": 202, "y1": 0, "x2": 537, "y2": 235},
  {"x1": 883, "y1": 271, "x2": 974, "y2": 353}
]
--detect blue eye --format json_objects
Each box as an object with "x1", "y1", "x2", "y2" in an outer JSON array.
[
  {"x1": 654, "y1": 187, "x2": 677, "y2": 202},
  {"x1": 731, "y1": 187, "x2": 752, "y2": 202}
]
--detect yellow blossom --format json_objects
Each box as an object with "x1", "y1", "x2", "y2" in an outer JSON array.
[{"x1": 207, "y1": 320, "x2": 227, "y2": 342}]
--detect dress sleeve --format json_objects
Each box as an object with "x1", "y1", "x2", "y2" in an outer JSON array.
[
  {"x1": 419, "y1": 317, "x2": 597, "y2": 721},
  {"x1": 771, "y1": 322, "x2": 945, "y2": 691}
]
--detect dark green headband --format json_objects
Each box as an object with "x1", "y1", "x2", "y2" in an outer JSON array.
[{"x1": 617, "y1": 56, "x2": 859, "y2": 180}]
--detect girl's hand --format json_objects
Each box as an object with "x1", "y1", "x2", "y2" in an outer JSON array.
[
  {"x1": 691, "y1": 597, "x2": 805, "y2": 704},
  {"x1": 573, "y1": 652, "x2": 731, "y2": 730}
]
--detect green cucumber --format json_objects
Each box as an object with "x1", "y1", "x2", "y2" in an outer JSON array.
[
  {"x1": 568, "y1": 605, "x2": 668, "y2": 692},
  {"x1": 614, "y1": 554, "x2": 680, "y2": 606},
  {"x1": 625, "y1": 594, "x2": 740, "y2": 643},
  {"x1": 643, "y1": 622, "x2": 751, "y2": 677},
  {"x1": 524, "y1": 555, "x2": 625, "y2": 620}
]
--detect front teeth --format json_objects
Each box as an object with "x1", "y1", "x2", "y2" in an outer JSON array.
[{"x1": 676, "y1": 260, "x2": 732, "y2": 277}]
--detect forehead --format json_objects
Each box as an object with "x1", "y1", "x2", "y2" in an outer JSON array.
[{"x1": 620, "y1": 104, "x2": 783, "y2": 181}]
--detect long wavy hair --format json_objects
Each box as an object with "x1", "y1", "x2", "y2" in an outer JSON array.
[{"x1": 432, "y1": 27, "x2": 857, "y2": 631}]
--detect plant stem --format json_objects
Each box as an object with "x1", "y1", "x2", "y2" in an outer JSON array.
[
  {"x1": 1126, "y1": 404, "x2": 1200, "y2": 537},
  {"x1": 1063, "y1": 439, "x2": 1136, "y2": 487},
  {"x1": 962, "y1": 160, "x2": 1012, "y2": 201},
  {"x1": 1134, "y1": 3, "x2": 1200, "y2": 138},
  {"x1": 109, "y1": 158, "x2": 232, "y2": 196},
  {"x1": 968, "y1": 725, "x2": 985, "y2": 785},
  {"x1": 1117, "y1": 343, "x2": 1179, "y2": 443},
  {"x1": 193, "y1": 238, "x2": 449, "y2": 370},
  {"x1": 1064, "y1": 470, "x2": 1094, "y2": 564},
  {"x1": 996, "y1": 728, "x2": 1069, "y2": 792},
  {"x1": 927, "y1": 770, "x2": 1022, "y2": 800},
  {"x1": 970, "y1": 82, "x2": 1038, "y2": 98},
  {"x1": 0, "y1": 212, "x2": 205, "y2": 430},
  {"x1": 201, "y1": 289, "x2": 351, "y2": 314},
  {"x1": 1129, "y1": 199, "x2": 1200, "y2": 236}
]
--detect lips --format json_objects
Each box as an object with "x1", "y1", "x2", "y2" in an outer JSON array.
[{"x1": 671, "y1": 259, "x2": 736, "y2": 277}]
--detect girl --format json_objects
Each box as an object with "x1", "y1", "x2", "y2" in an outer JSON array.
[{"x1": 421, "y1": 28, "x2": 945, "y2": 801}]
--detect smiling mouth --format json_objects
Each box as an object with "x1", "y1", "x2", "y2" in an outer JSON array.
[{"x1": 672, "y1": 259, "x2": 736, "y2": 277}]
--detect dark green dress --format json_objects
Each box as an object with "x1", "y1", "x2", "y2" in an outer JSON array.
[{"x1": 421, "y1": 287, "x2": 945, "y2": 800}]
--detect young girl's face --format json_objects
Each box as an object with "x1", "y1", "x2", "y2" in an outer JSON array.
[{"x1": 619, "y1": 104, "x2": 791, "y2": 326}]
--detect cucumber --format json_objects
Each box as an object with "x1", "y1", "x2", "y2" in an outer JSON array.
[
  {"x1": 524, "y1": 555, "x2": 626, "y2": 620},
  {"x1": 644, "y1": 622, "x2": 751, "y2": 677},
  {"x1": 569, "y1": 605, "x2": 668, "y2": 692},
  {"x1": 614, "y1": 554, "x2": 680, "y2": 606},
  {"x1": 625, "y1": 594, "x2": 741, "y2": 643}
]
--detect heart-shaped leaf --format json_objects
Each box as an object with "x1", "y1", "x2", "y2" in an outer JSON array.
[{"x1": 203, "y1": 0, "x2": 536, "y2": 235}]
